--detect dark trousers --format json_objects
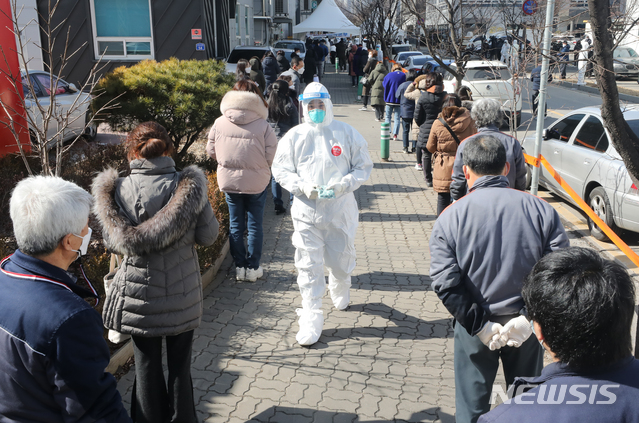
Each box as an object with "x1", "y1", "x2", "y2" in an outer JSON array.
[
  {"x1": 559, "y1": 61, "x2": 567, "y2": 78},
  {"x1": 351, "y1": 75, "x2": 357, "y2": 86},
  {"x1": 362, "y1": 95, "x2": 370, "y2": 107},
  {"x1": 271, "y1": 176, "x2": 292, "y2": 208},
  {"x1": 416, "y1": 145, "x2": 422, "y2": 165},
  {"x1": 421, "y1": 148, "x2": 432, "y2": 183},
  {"x1": 373, "y1": 105, "x2": 384, "y2": 120},
  {"x1": 131, "y1": 331, "x2": 197, "y2": 423},
  {"x1": 436, "y1": 192, "x2": 451, "y2": 216},
  {"x1": 402, "y1": 118, "x2": 414, "y2": 149},
  {"x1": 453, "y1": 321, "x2": 543, "y2": 423},
  {"x1": 531, "y1": 90, "x2": 547, "y2": 117}
]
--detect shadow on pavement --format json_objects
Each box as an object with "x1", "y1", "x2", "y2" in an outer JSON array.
[
  {"x1": 249, "y1": 405, "x2": 455, "y2": 423},
  {"x1": 353, "y1": 272, "x2": 432, "y2": 291},
  {"x1": 358, "y1": 212, "x2": 435, "y2": 223}
]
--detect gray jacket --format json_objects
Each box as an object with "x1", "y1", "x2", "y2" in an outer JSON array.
[
  {"x1": 92, "y1": 157, "x2": 219, "y2": 337},
  {"x1": 429, "y1": 175, "x2": 569, "y2": 335},
  {"x1": 450, "y1": 125, "x2": 527, "y2": 201}
]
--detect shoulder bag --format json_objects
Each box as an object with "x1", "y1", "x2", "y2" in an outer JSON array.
[{"x1": 438, "y1": 117, "x2": 461, "y2": 145}]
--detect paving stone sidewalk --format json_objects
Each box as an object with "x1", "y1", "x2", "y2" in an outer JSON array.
[{"x1": 116, "y1": 68, "x2": 457, "y2": 422}]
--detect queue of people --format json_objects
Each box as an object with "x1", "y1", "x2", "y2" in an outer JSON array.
[{"x1": 2, "y1": 48, "x2": 639, "y2": 423}]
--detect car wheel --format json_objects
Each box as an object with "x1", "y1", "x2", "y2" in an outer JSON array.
[
  {"x1": 587, "y1": 186, "x2": 618, "y2": 242},
  {"x1": 83, "y1": 112, "x2": 97, "y2": 142}
]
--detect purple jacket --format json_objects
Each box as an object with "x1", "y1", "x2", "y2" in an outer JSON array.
[{"x1": 382, "y1": 71, "x2": 406, "y2": 105}]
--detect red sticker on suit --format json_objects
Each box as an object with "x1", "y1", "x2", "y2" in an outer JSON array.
[{"x1": 331, "y1": 145, "x2": 342, "y2": 156}]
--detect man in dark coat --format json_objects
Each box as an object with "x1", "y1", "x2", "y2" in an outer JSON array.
[
  {"x1": 336, "y1": 39, "x2": 347, "y2": 71},
  {"x1": 0, "y1": 176, "x2": 131, "y2": 423},
  {"x1": 479, "y1": 247, "x2": 639, "y2": 423},
  {"x1": 431, "y1": 135, "x2": 568, "y2": 423},
  {"x1": 276, "y1": 50, "x2": 290, "y2": 73}
]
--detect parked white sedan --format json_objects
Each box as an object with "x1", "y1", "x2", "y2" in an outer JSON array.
[
  {"x1": 521, "y1": 106, "x2": 639, "y2": 241},
  {"x1": 21, "y1": 70, "x2": 96, "y2": 148},
  {"x1": 442, "y1": 60, "x2": 522, "y2": 127}
]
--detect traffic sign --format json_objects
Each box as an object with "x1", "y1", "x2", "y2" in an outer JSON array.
[
  {"x1": 522, "y1": 0, "x2": 538, "y2": 15},
  {"x1": 196, "y1": 43, "x2": 205, "y2": 51}
]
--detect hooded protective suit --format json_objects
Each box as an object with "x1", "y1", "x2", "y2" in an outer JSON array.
[{"x1": 272, "y1": 83, "x2": 373, "y2": 346}]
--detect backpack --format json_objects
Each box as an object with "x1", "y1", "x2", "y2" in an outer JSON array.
[{"x1": 574, "y1": 41, "x2": 582, "y2": 51}]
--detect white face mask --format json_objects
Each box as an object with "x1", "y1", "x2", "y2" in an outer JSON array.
[
  {"x1": 245, "y1": 66, "x2": 251, "y2": 73},
  {"x1": 297, "y1": 66, "x2": 304, "y2": 74},
  {"x1": 72, "y1": 227, "x2": 92, "y2": 258}
]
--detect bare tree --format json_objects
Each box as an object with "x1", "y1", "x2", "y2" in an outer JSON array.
[
  {"x1": 339, "y1": 0, "x2": 405, "y2": 60},
  {"x1": 0, "y1": 0, "x2": 117, "y2": 177},
  {"x1": 588, "y1": 0, "x2": 639, "y2": 185}
]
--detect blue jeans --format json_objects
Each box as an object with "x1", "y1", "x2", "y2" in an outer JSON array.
[
  {"x1": 384, "y1": 104, "x2": 401, "y2": 136},
  {"x1": 226, "y1": 189, "x2": 267, "y2": 270},
  {"x1": 402, "y1": 118, "x2": 414, "y2": 149},
  {"x1": 271, "y1": 176, "x2": 293, "y2": 208}
]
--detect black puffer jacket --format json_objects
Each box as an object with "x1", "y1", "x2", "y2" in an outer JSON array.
[
  {"x1": 262, "y1": 56, "x2": 279, "y2": 91},
  {"x1": 414, "y1": 88, "x2": 445, "y2": 148},
  {"x1": 267, "y1": 99, "x2": 299, "y2": 139},
  {"x1": 276, "y1": 53, "x2": 290, "y2": 73}
]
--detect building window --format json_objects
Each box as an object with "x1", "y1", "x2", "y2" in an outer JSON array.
[
  {"x1": 90, "y1": 0, "x2": 154, "y2": 60},
  {"x1": 245, "y1": 6, "x2": 250, "y2": 37},
  {"x1": 236, "y1": 4, "x2": 240, "y2": 37}
]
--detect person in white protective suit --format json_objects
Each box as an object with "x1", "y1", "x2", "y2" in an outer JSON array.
[{"x1": 272, "y1": 82, "x2": 373, "y2": 346}]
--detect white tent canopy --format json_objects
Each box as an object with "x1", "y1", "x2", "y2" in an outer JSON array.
[{"x1": 292, "y1": 0, "x2": 360, "y2": 34}]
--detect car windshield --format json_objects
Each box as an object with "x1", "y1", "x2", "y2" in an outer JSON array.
[
  {"x1": 227, "y1": 49, "x2": 269, "y2": 63},
  {"x1": 466, "y1": 67, "x2": 511, "y2": 81},
  {"x1": 614, "y1": 48, "x2": 639, "y2": 58},
  {"x1": 274, "y1": 42, "x2": 305, "y2": 53},
  {"x1": 399, "y1": 52, "x2": 421, "y2": 60}
]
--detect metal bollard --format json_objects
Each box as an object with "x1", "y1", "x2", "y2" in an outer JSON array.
[{"x1": 381, "y1": 122, "x2": 390, "y2": 161}]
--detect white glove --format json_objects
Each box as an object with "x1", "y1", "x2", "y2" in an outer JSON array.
[
  {"x1": 477, "y1": 321, "x2": 508, "y2": 351},
  {"x1": 499, "y1": 315, "x2": 533, "y2": 348},
  {"x1": 327, "y1": 181, "x2": 348, "y2": 196},
  {"x1": 300, "y1": 183, "x2": 318, "y2": 200}
]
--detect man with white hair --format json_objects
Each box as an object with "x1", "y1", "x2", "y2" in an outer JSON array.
[
  {"x1": 272, "y1": 82, "x2": 373, "y2": 346},
  {"x1": 450, "y1": 98, "x2": 527, "y2": 201},
  {"x1": 0, "y1": 176, "x2": 131, "y2": 422}
]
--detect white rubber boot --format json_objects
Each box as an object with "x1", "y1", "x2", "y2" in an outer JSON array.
[
  {"x1": 295, "y1": 307, "x2": 324, "y2": 346},
  {"x1": 328, "y1": 274, "x2": 351, "y2": 311}
]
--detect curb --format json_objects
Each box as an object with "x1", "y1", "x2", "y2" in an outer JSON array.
[
  {"x1": 554, "y1": 79, "x2": 639, "y2": 104},
  {"x1": 105, "y1": 239, "x2": 230, "y2": 374}
]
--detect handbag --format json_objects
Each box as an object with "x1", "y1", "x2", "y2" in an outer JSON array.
[
  {"x1": 438, "y1": 117, "x2": 462, "y2": 145},
  {"x1": 103, "y1": 253, "x2": 131, "y2": 344},
  {"x1": 360, "y1": 76, "x2": 369, "y2": 86}
]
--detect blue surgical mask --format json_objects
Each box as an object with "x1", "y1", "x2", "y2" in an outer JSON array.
[
  {"x1": 530, "y1": 320, "x2": 545, "y2": 349},
  {"x1": 308, "y1": 109, "x2": 325, "y2": 124}
]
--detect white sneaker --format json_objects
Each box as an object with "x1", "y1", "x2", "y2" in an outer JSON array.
[
  {"x1": 415, "y1": 164, "x2": 423, "y2": 171},
  {"x1": 295, "y1": 308, "x2": 324, "y2": 346},
  {"x1": 236, "y1": 267, "x2": 246, "y2": 281},
  {"x1": 359, "y1": 106, "x2": 368, "y2": 111},
  {"x1": 245, "y1": 266, "x2": 264, "y2": 282}
]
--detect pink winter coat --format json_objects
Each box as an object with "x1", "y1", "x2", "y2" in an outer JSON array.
[{"x1": 207, "y1": 90, "x2": 278, "y2": 194}]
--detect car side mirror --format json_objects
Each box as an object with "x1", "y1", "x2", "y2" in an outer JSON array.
[
  {"x1": 67, "y1": 83, "x2": 78, "y2": 93},
  {"x1": 542, "y1": 128, "x2": 549, "y2": 140}
]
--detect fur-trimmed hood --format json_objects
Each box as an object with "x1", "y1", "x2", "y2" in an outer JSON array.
[
  {"x1": 92, "y1": 164, "x2": 209, "y2": 257},
  {"x1": 441, "y1": 106, "x2": 473, "y2": 133},
  {"x1": 220, "y1": 90, "x2": 268, "y2": 124}
]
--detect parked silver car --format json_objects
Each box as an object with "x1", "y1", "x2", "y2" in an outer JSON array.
[
  {"x1": 22, "y1": 70, "x2": 96, "y2": 148},
  {"x1": 521, "y1": 106, "x2": 639, "y2": 240}
]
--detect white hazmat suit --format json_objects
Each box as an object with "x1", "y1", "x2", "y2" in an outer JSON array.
[{"x1": 272, "y1": 83, "x2": 373, "y2": 346}]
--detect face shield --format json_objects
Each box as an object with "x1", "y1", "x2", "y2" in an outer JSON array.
[{"x1": 299, "y1": 82, "x2": 334, "y2": 127}]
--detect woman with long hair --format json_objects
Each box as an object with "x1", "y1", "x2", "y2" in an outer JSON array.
[
  {"x1": 266, "y1": 79, "x2": 299, "y2": 215},
  {"x1": 236, "y1": 58, "x2": 250, "y2": 81},
  {"x1": 207, "y1": 79, "x2": 278, "y2": 282},
  {"x1": 93, "y1": 122, "x2": 219, "y2": 423},
  {"x1": 426, "y1": 93, "x2": 476, "y2": 215}
]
